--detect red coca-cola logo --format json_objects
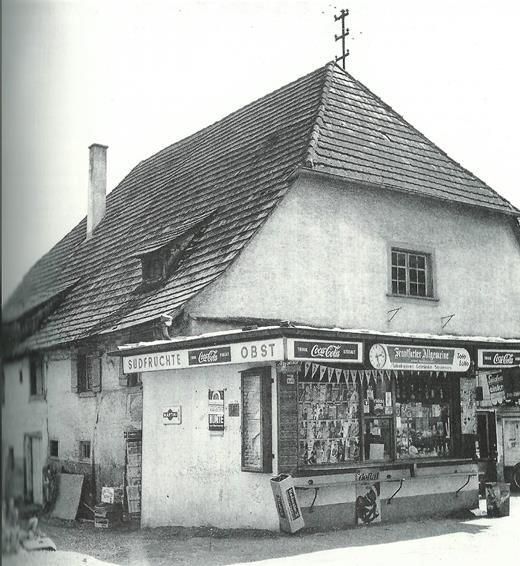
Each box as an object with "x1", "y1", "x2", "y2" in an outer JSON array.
[
  {"x1": 311, "y1": 344, "x2": 341, "y2": 358},
  {"x1": 493, "y1": 353, "x2": 514, "y2": 365},
  {"x1": 198, "y1": 350, "x2": 218, "y2": 363}
]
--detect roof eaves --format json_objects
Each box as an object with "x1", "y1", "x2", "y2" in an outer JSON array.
[{"x1": 298, "y1": 161, "x2": 520, "y2": 217}]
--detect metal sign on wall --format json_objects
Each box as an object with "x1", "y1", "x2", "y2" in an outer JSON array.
[
  {"x1": 208, "y1": 390, "x2": 224, "y2": 431},
  {"x1": 478, "y1": 350, "x2": 520, "y2": 368},
  {"x1": 369, "y1": 344, "x2": 470, "y2": 372},
  {"x1": 162, "y1": 406, "x2": 182, "y2": 425},
  {"x1": 122, "y1": 338, "x2": 284, "y2": 373},
  {"x1": 287, "y1": 339, "x2": 363, "y2": 363}
]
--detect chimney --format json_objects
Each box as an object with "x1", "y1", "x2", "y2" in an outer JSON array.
[{"x1": 86, "y1": 143, "x2": 108, "y2": 239}]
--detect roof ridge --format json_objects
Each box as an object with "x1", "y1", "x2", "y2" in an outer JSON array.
[
  {"x1": 303, "y1": 61, "x2": 336, "y2": 168},
  {"x1": 332, "y1": 64, "x2": 517, "y2": 214}
]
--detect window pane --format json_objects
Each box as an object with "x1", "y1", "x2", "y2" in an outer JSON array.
[
  {"x1": 398, "y1": 282, "x2": 406, "y2": 295},
  {"x1": 298, "y1": 378, "x2": 360, "y2": 465},
  {"x1": 242, "y1": 369, "x2": 271, "y2": 471},
  {"x1": 395, "y1": 376, "x2": 451, "y2": 459},
  {"x1": 242, "y1": 375, "x2": 262, "y2": 468}
]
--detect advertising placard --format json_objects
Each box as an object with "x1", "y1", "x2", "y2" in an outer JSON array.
[
  {"x1": 460, "y1": 377, "x2": 476, "y2": 434},
  {"x1": 162, "y1": 406, "x2": 182, "y2": 425},
  {"x1": 122, "y1": 338, "x2": 284, "y2": 373},
  {"x1": 189, "y1": 347, "x2": 231, "y2": 366},
  {"x1": 355, "y1": 469, "x2": 381, "y2": 525},
  {"x1": 288, "y1": 339, "x2": 363, "y2": 363},
  {"x1": 478, "y1": 350, "x2": 520, "y2": 368},
  {"x1": 208, "y1": 390, "x2": 225, "y2": 431},
  {"x1": 369, "y1": 344, "x2": 470, "y2": 372},
  {"x1": 486, "y1": 372, "x2": 505, "y2": 404}
]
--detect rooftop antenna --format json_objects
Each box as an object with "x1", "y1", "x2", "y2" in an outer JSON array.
[{"x1": 334, "y1": 8, "x2": 350, "y2": 69}]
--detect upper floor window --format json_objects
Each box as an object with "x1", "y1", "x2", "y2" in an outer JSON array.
[
  {"x1": 391, "y1": 248, "x2": 433, "y2": 298},
  {"x1": 74, "y1": 352, "x2": 102, "y2": 394},
  {"x1": 29, "y1": 354, "x2": 44, "y2": 398}
]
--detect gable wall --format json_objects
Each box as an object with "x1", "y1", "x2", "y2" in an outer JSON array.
[{"x1": 188, "y1": 173, "x2": 520, "y2": 338}]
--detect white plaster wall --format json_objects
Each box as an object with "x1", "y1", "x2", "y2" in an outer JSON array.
[
  {"x1": 188, "y1": 174, "x2": 520, "y2": 338},
  {"x1": 141, "y1": 363, "x2": 279, "y2": 529},
  {"x1": 45, "y1": 348, "x2": 142, "y2": 489},
  {"x1": 2, "y1": 357, "x2": 48, "y2": 497}
]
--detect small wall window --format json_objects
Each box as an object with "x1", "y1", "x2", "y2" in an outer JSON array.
[
  {"x1": 79, "y1": 441, "x2": 91, "y2": 461},
  {"x1": 76, "y1": 353, "x2": 102, "y2": 393},
  {"x1": 50, "y1": 440, "x2": 59, "y2": 458},
  {"x1": 29, "y1": 354, "x2": 45, "y2": 398},
  {"x1": 241, "y1": 367, "x2": 272, "y2": 472},
  {"x1": 391, "y1": 248, "x2": 433, "y2": 298},
  {"x1": 126, "y1": 373, "x2": 142, "y2": 387}
]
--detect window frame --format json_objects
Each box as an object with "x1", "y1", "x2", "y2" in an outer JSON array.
[
  {"x1": 79, "y1": 440, "x2": 91, "y2": 461},
  {"x1": 241, "y1": 366, "x2": 272, "y2": 473},
  {"x1": 49, "y1": 439, "x2": 59, "y2": 459},
  {"x1": 76, "y1": 352, "x2": 102, "y2": 394},
  {"x1": 387, "y1": 243, "x2": 437, "y2": 301},
  {"x1": 294, "y1": 365, "x2": 462, "y2": 469},
  {"x1": 29, "y1": 354, "x2": 45, "y2": 400}
]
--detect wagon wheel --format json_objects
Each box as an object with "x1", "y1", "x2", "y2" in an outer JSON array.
[{"x1": 512, "y1": 463, "x2": 520, "y2": 490}]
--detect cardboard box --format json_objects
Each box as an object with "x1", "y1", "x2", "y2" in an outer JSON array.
[
  {"x1": 101, "y1": 487, "x2": 124, "y2": 504},
  {"x1": 270, "y1": 474, "x2": 305, "y2": 533}
]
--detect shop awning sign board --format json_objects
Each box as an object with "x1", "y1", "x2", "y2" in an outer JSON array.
[
  {"x1": 477, "y1": 350, "x2": 520, "y2": 368},
  {"x1": 369, "y1": 344, "x2": 470, "y2": 372},
  {"x1": 287, "y1": 339, "x2": 363, "y2": 363},
  {"x1": 122, "y1": 338, "x2": 285, "y2": 373}
]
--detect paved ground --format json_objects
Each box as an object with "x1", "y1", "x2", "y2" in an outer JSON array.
[{"x1": 3, "y1": 494, "x2": 518, "y2": 566}]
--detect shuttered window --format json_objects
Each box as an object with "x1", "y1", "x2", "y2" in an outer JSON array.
[
  {"x1": 75, "y1": 353, "x2": 102, "y2": 393},
  {"x1": 241, "y1": 367, "x2": 272, "y2": 472}
]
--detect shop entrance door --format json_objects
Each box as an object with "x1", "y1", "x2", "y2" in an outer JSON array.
[
  {"x1": 502, "y1": 418, "x2": 520, "y2": 488},
  {"x1": 476, "y1": 412, "x2": 497, "y2": 484}
]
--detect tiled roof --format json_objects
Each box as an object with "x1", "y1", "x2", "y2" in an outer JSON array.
[
  {"x1": 305, "y1": 66, "x2": 518, "y2": 213},
  {"x1": 4, "y1": 63, "x2": 518, "y2": 352}
]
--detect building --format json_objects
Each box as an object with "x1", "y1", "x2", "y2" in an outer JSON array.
[{"x1": 2, "y1": 62, "x2": 519, "y2": 529}]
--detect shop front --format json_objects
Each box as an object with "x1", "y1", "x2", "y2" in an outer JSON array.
[
  {"x1": 475, "y1": 348, "x2": 520, "y2": 489},
  {"x1": 115, "y1": 326, "x2": 482, "y2": 530}
]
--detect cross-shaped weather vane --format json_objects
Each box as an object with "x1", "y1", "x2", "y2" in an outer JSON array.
[{"x1": 334, "y1": 8, "x2": 350, "y2": 69}]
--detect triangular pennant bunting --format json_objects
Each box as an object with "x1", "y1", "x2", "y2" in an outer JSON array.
[
  {"x1": 304, "y1": 362, "x2": 311, "y2": 377},
  {"x1": 327, "y1": 367, "x2": 334, "y2": 382},
  {"x1": 319, "y1": 365, "x2": 327, "y2": 381},
  {"x1": 311, "y1": 363, "x2": 319, "y2": 379},
  {"x1": 335, "y1": 368, "x2": 342, "y2": 384}
]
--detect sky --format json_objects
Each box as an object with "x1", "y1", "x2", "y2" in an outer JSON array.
[{"x1": 2, "y1": 0, "x2": 519, "y2": 302}]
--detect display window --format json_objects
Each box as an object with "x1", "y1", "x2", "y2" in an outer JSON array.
[
  {"x1": 298, "y1": 380, "x2": 360, "y2": 465},
  {"x1": 395, "y1": 373, "x2": 452, "y2": 459},
  {"x1": 292, "y1": 363, "x2": 465, "y2": 468}
]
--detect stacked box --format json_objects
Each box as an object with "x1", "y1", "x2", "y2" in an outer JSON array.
[
  {"x1": 126, "y1": 440, "x2": 142, "y2": 517},
  {"x1": 94, "y1": 503, "x2": 123, "y2": 528}
]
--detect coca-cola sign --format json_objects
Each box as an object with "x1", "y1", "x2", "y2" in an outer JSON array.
[
  {"x1": 189, "y1": 346, "x2": 231, "y2": 366},
  {"x1": 289, "y1": 339, "x2": 362, "y2": 363},
  {"x1": 478, "y1": 350, "x2": 520, "y2": 368}
]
